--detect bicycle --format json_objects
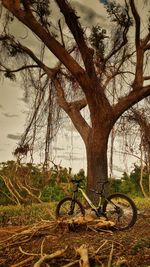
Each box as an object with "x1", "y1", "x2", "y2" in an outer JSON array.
[{"x1": 56, "y1": 178, "x2": 137, "y2": 230}]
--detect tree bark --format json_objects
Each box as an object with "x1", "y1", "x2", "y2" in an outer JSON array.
[{"x1": 85, "y1": 128, "x2": 110, "y2": 204}]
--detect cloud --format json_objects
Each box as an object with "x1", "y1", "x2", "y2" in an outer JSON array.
[
  {"x1": 2, "y1": 113, "x2": 18, "y2": 118},
  {"x1": 72, "y1": 1, "x2": 106, "y2": 26},
  {"x1": 7, "y1": 134, "x2": 21, "y2": 140}
]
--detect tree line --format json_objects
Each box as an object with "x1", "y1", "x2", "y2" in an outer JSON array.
[{"x1": 0, "y1": 160, "x2": 149, "y2": 206}]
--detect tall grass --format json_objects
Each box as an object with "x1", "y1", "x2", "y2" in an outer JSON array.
[{"x1": 0, "y1": 202, "x2": 56, "y2": 226}]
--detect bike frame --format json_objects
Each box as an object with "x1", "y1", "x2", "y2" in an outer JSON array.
[{"x1": 76, "y1": 187, "x2": 103, "y2": 211}]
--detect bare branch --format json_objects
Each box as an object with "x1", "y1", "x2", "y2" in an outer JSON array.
[
  {"x1": 144, "y1": 76, "x2": 150, "y2": 81},
  {"x1": 54, "y1": 79, "x2": 90, "y2": 143},
  {"x1": 53, "y1": 79, "x2": 69, "y2": 113},
  {"x1": 113, "y1": 85, "x2": 150, "y2": 121},
  {"x1": 129, "y1": 0, "x2": 141, "y2": 47},
  {"x1": 58, "y1": 19, "x2": 65, "y2": 47},
  {"x1": 144, "y1": 43, "x2": 150, "y2": 51},
  {"x1": 0, "y1": 64, "x2": 39, "y2": 73},
  {"x1": 55, "y1": 0, "x2": 97, "y2": 80},
  {"x1": 2, "y1": 0, "x2": 91, "y2": 91},
  {"x1": 142, "y1": 32, "x2": 150, "y2": 48}
]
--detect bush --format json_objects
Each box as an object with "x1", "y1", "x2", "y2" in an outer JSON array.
[
  {"x1": 109, "y1": 164, "x2": 150, "y2": 198},
  {"x1": 41, "y1": 184, "x2": 65, "y2": 202},
  {"x1": 0, "y1": 161, "x2": 73, "y2": 205}
]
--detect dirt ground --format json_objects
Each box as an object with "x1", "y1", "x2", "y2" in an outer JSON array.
[{"x1": 0, "y1": 209, "x2": 150, "y2": 267}]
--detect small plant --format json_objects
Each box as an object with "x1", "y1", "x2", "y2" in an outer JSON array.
[{"x1": 131, "y1": 238, "x2": 150, "y2": 255}]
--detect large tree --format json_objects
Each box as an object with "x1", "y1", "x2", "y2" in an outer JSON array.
[{"x1": 1, "y1": 0, "x2": 150, "y2": 201}]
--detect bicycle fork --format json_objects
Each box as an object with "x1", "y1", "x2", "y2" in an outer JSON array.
[{"x1": 68, "y1": 195, "x2": 76, "y2": 215}]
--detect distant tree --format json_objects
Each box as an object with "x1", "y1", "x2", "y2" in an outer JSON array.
[
  {"x1": 125, "y1": 107, "x2": 150, "y2": 197},
  {"x1": 116, "y1": 101, "x2": 150, "y2": 197},
  {"x1": 1, "y1": 0, "x2": 150, "y2": 202}
]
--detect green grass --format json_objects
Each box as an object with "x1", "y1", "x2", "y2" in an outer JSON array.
[
  {"x1": 0, "y1": 202, "x2": 56, "y2": 225},
  {"x1": 133, "y1": 197, "x2": 150, "y2": 209}
]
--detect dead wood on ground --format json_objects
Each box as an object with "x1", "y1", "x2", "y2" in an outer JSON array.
[
  {"x1": 0, "y1": 216, "x2": 116, "y2": 266},
  {"x1": 57, "y1": 214, "x2": 115, "y2": 232}
]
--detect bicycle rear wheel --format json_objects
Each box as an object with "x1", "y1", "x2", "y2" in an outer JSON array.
[
  {"x1": 103, "y1": 193, "x2": 137, "y2": 230},
  {"x1": 56, "y1": 197, "x2": 85, "y2": 219}
]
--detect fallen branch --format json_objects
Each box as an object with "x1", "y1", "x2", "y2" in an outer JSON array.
[
  {"x1": 107, "y1": 243, "x2": 114, "y2": 267},
  {"x1": 62, "y1": 260, "x2": 79, "y2": 267},
  {"x1": 76, "y1": 244, "x2": 90, "y2": 267},
  {"x1": 58, "y1": 214, "x2": 115, "y2": 232},
  {"x1": 10, "y1": 256, "x2": 34, "y2": 267},
  {"x1": 19, "y1": 246, "x2": 40, "y2": 256},
  {"x1": 0, "y1": 221, "x2": 56, "y2": 249},
  {"x1": 95, "y1": 240, "x2": 108, "y2": 254},
  {"x1": 33, "y1": 246, "x2": 67, "y2": 267}
]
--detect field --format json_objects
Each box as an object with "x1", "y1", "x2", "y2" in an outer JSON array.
[{"x1": 0, "y1": 198, "x2": 150, "y2": 267}]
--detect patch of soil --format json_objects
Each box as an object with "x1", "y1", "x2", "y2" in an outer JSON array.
[{"x1": 0, "y1": 209, "x2": 150, "y2": 267}]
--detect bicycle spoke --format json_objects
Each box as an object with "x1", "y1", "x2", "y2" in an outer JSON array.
[
  {"x1": 56, "y1": 197, "x2": 85, "y2": 219},
  {"x1": 103, "y1": 193, "x2": 137, "y2": 230}
]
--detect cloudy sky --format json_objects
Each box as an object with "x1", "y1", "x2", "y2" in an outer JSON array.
[
  {"x1": 0, "y1": 0, "x2": 108, "y2": 168},
  {"x1": 0, "y1": 0, "x2": 147, "y2": 174}
]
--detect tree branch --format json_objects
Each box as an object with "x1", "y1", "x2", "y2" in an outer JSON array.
[
  {"x1": 2, "y1": 0, "x2": 91, "y2": 94},
  {"x1": 129, "y1": 0, "x2": 140, "y2": 47},
  {"x1": 70, "y1": 98, "x2": 87, "y2": 111},
  {"x1": 55, "y1": 0, "x2": 97, "y2": 81},
  {"x1": 2, "y1": 0, "x2": 21, "y2": 11},
  {"x1": 54, "y1": 79, "x2": 90, "y2": 143},
  {"x1": 144, "y1": 43, "x2": 150, "y2": 51},
  {"x1": 17, "y1": 43, "x2": 56, "y2": 77},
  {"x1": 0, "y1": 33, "x2": 55, "y2": 77},
  {"x1": 128, "y1": 0, "x2": 144, "y2": 89},
  {"x1": 113, "y1": 85, "x2": 150, "y2": 121},
  {"x1": 144, "y1": 75, "x2": 150, "y2": 81},
  {"x1": 142, "y1": 32, "x2": 150, "y2": 49},
  {"x1": 105, "y1": 25, "x2": 129, "y2": 63},
  {"x1": 0, "y1": 64, "x2": 39, "y2": 73}
]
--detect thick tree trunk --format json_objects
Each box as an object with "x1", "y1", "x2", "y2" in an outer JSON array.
[{"x1": 85, "y1": 129, "x2": 109, "y2": 204}]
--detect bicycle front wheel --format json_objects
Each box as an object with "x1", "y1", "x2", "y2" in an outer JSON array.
[
  {"x1": 103, "y1": 193, "x2": 137, "y2": 230},
  {"x1": 56, "y1": 197, "x2": 85, "y2": 219}
]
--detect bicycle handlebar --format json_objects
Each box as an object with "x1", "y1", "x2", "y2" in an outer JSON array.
[
  {"x1": 71, "y1": 178, "x2": 108, "y2": 188},
  {"x1": 71, "y1": 178, "x2": 83, "y2": 184}
]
